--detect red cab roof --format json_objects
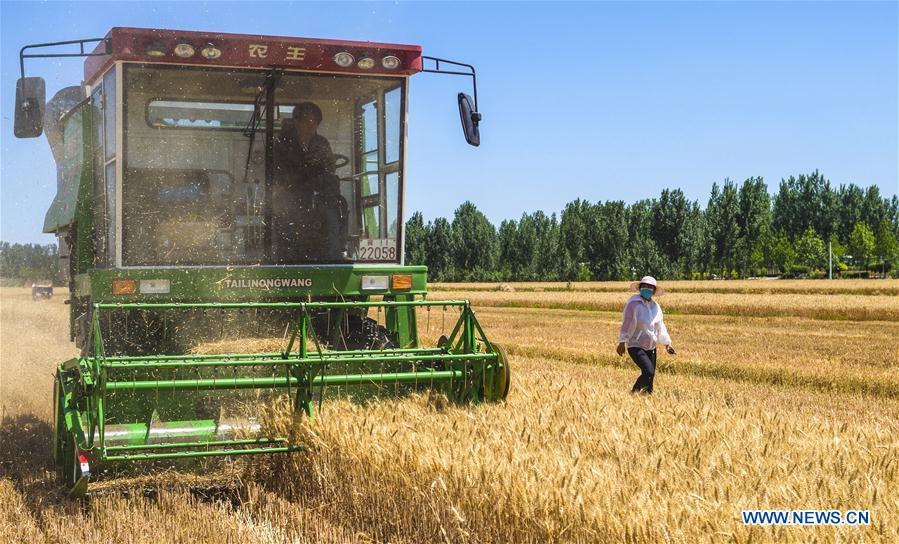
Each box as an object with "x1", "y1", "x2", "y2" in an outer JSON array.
[{"x1": 85, "y1": 27, "x2": 422, "y2": 82}]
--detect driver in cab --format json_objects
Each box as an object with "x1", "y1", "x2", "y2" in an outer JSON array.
[
  {"x1": 273, "y1": 102, "x2": 342, "y2": 262},
  {"x1": 275, "y1": 102, "x2": 335, "y2": 185}
]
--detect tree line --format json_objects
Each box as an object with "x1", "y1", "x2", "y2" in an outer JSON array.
[
  {"x1": 1, "y1": 171, "x2": 896, "y2": 283},
  {"x1": 0, "y1": 242, "x2": 62, "y2": 284},
  {"x1": 405, "y1": 171, "x2": 899, "y2": 281}
]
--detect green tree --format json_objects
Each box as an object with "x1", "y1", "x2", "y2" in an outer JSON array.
[
  {"x1": 874, "y1": 220, "x2": 898, "y2": 275},
  {"x1": 794, "y1": 227, "x2": 826, "y2": 270},
  {"x1": 589, "y1": 201, "x2": 630, "y2": 280},
  {"x1": 848, "y1": 222, "x2": 876, "y2": 269},
  {"x1": 497, "y1": 219, "x2": 518, "y2": 280},
  {"x1": 426, "y1": 218, "x2": 453, "y2": 281},
  {"x1": 627, "y1": 199, "x2": 670, "y2": 279},
  {"x1": 559, "y1": 199, "x2": 592, "y2": 279},
  {"x1": 836, "y1": 184, "x2": 865, "y2": 243},
  {"x1": 818, "y1": 179, "x2": 840, "y2": 243},
  {"x1": 772, "y1": 178, "x2": 798, "y2": 240},
  {"x1": 514, "y1": 213, "x2": 539, "y2": 279},
  {"x1": 533, "y1": 212, "x2": 563, "y2": 280},
  {"x1": 684, "y1": 201, "x2": 707, "y2": 277},
  {"x1": 773, "y1": 171, "x2": 836, "y2": 241},
  {"x1": 889, "y1": 195, "x2": 899, "y2": 235},
  {"x1": 861, "y1": 186, "x2": 888, "y2": 233},
  {"x1": 754, "y1": 229, "x2": 776, "y2": 275},
  {"x1": 770, "y1": 230, "x2": 795, "y2": 275},
  {"x1": 451, "y1": 201, "x2": 497, "y2": 280},
  {"x1": 737, "y1": 177, "x2": 772, "y2": 276},
  {"x1": 705, "y1": 180, "x2": 741, "y2": 276},
  {"x1": 404, "y1": 212, "x2": 428, "y2": 266},
  {"x1": 651, "y1": 189, "x2": 692, "y2": 276}
]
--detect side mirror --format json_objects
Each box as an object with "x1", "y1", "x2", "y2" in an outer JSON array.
[
  {"x1": 457, "y1": 93, "x2": 481, "y2": 147},
  {"x1": 14, "y1": 77, "x2": 46, "y2": 138}
]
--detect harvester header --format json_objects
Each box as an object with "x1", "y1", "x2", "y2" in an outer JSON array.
[{"x1": 14, "y1": 26, "x2": 501, "y2": 497}]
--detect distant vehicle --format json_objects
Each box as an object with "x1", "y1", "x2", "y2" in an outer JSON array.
[{"x1": 31, "y1": 280, "x2": 53, "y2": 301}]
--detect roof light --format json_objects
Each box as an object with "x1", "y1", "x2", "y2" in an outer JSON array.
[
  {"x1": 357, "y1": 57, "x2": 375, "y2": 70},
  {"x1": 200, "y1": 43, "x2": 222, "y2": 60},
  {"x1": 146, "y1": 41, "x2": 167, "y2": 57},
  {"x1": 174, "y1": 42, "x2": 195, "y2": 58},
  {"x1": 333, "y1": 51, "x2": 355, "y2": 68},
  {"x1": 381, "y1": 55, "x2": 401, "y2": 70}
]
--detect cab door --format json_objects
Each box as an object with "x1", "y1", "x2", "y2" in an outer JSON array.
[{"x1": 353, "y1": 84, "x2": 403, "y2": 262}]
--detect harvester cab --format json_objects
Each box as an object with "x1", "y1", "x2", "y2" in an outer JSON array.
[{"x1": 15, "y1": 28, "x2": 507, "y2": 496}]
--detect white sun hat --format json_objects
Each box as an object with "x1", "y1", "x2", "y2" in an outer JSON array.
[{"x1": 629, "y1": 275, "x2": 665, "y2": 296}]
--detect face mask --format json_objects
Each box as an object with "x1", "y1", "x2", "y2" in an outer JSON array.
[{"x1": 640, "y1": 287, "x2": 654, "y2": 300}]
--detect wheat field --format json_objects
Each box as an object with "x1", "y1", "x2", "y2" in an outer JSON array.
[{"x1": 1, "y1": 282, "x2": 897, "y2": 542}]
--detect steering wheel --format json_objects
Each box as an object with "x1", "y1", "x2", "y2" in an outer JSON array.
[
  {"x1": 333, "y1": 154, "x2": 350, "y2": 170},
  {"x1": 338, "y1": 169, "x2": 379, "y2": 183}
]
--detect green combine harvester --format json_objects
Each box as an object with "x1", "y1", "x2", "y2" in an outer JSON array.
[{"x1": 15, "y1": 27, "x2": 509, "y2": 496}]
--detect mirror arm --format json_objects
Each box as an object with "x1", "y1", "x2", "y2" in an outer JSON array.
[
  {"x1": 19, "y1": 37, "x2": 112, "y2": 80},
  {"x1": 420, "y1": 55, "x2": 480, "y2": 114}
]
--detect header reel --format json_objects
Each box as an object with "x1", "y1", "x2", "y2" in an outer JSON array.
[{"x1": 54, "y1": 299, "x2": 510, "y2": 496}]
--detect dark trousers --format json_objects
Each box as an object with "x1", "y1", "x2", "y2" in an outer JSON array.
[{"x1": 628, "y1": 347, "x2": 657, "y2": 394}]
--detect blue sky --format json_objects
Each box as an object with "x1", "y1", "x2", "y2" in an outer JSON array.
[{"x1": 2, "y1": 1, "x2": 897, "y2": 244}]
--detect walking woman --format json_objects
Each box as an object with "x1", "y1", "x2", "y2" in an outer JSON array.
[{"x1": 616, "y1": 276, "x2": 676, "y2": 394}]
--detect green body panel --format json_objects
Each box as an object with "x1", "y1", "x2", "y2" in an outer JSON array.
[
  {"x1": 73, "y1": 265, "x2": 428, "y2": 301},
  {"x1": 43, "y1": 105, "x2": 92, "y2": 234}
]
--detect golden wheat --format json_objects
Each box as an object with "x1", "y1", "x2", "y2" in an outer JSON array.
[
  {"x1": 2, "y1": 285, "x2": 898, "y2": 542},
  {"x1": 252, "y1": 357, "x2": 899, "y2": 543},
  {"x1": 430, "y1": 288, "x2": 899, "y2": 321}
]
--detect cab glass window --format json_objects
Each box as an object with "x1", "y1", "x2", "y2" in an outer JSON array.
[{"x1": 122, "y1": 64, "x2": 404, "y2": 266}]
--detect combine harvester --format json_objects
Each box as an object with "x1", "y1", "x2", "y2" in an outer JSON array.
[
  {"x1": 14, "y1": 27, "x2": 510, "y2": 496},
  {"x1": 31, "y1": 280, "x2": 54, "y2": 301}
]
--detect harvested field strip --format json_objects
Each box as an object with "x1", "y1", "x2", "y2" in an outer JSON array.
[
  {"x1": 432, "y1": 279, "x2": 899, "y2": 296},
  {"x1": 430, "y1": 289, "x2": 899, "y2": 321},
  {"x1": 252, "y1": 357, "x2": 899, "y2": 543}
]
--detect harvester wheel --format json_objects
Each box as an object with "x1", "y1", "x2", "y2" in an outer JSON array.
[
  {"x1": 54, "y1": 372, "x2": 89, "y2": 497},
  {"x1": 57, "y1": 430, "x2": 77, "y2": 488},
  {"x1": 342, "y1": 316, "x2": 397, "y2": 350},
  {"x1": 485, "y1": 343, "x2": 511, "y2": 402},
  {"x1": 62, "y1": 437, "x2": 89, "y2": 498},
  {"x1": 53, "y1": 375, "x2": 65, "y2": 465},
  {"x1": 56, "y1": 429, "x2": 90, "y2": 497}
]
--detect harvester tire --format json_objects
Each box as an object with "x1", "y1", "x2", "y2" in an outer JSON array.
[
  {"x1": 486, "y1": 342, "x2": 511, "y2": 402},
  {"x1": 53, "y1": 374, "x2": 66, "y2": 466},
  {"x1": 342, "y1": 316, "x2": 397, "y2": 350}
]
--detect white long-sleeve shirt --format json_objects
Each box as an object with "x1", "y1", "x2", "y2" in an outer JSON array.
[{"x1": 617, "y1": 294, "x2": 672, "y2": 350}]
